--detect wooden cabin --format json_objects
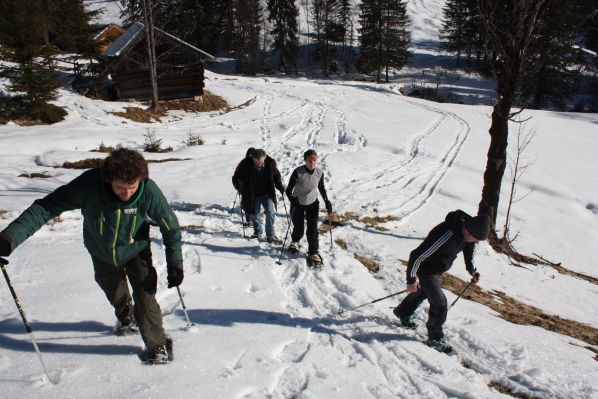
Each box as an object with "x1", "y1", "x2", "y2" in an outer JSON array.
[{"x1": 102, "y1": 22, "x2": 215, "y2": 101}]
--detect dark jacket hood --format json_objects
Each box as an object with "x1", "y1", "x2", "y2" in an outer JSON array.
[{"x1": 445, "y1": 209, "x2": 471, "y2": 235}]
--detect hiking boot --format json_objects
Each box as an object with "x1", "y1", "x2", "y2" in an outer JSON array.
[
  {"x1": 267, "y1": 235, "x2": 282, "y2": 244},
  {"x1": 425, "y1": 338, "x2": 453, "y2": 354},
  {"x1": 249, "y1": 233, "x2": 261, "y2": 240},
  {"x1": 392, "y1": 308, "x2": 417, "y2": 329},
  {"x1": 287, "y1": 241, "x2": 300, "y2": 252},
  {"x1": 142, "y1": 344, "x2": 169, "y2": 364}
]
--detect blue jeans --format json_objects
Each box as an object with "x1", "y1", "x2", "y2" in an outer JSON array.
[{"x1": 249, "y1": 195, "x2": 275, "y2": 237}]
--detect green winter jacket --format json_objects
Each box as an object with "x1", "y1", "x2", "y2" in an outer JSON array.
[{"x1": 1, "y1": 168, "x2": 182, "y2": 268}]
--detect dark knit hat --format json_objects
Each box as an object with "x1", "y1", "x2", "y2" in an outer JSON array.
[
  {"x1": 304, "y1": 149, "x2": 318, "y2": 160},
  {"x1": 464, "y1": 215, "x2": 491, "y2": 240}
]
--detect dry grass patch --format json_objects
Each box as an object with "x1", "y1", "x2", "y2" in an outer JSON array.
[
  {"x1": 19, "y1": 172, "x2": 51, "y2": 178},
  {"x1": 440, "y1": 273, "x2": 598, "y2": 347},
  {"x1": 335, "y1": 238, "x2": 379, "y2": 273},
  {"x1": 62, "y1": 158, "x2": 104, "y2": 169},
  {"x1": 61, "y1": 157, "x2": 191, "y2": 169},
  {"x1": 319, "y1": 211, "x2": 399, "y2": 233},
  {"x1": 490, "y1": 233, "x2": 598, "y2": 285},
  {"x1": 91, "y1": 144, "x2": 114, "y2": 153},
  {"x1": 109, "y1": 91, "x2": 229, "y2": 123},
  {"x1": 488, "y1": 381, "x2": 543, "y2": 399}
]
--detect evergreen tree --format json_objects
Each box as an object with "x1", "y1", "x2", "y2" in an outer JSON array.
[
  {"x1": 46, "y1": 0, "x2": 99, "y2": 54},
  {"x1": 233, "y1": 0, "x2": 263, "y2": 74},
  {"x1": 267, "y1": 0, "x2": 299, "y2": 72},
  {"x1": 0, "y1": 0, "x2": 64, "y2": 123},
  {"x1": 440, "y1": 0, "x2": 483, "y2": 67},
  {"x1": 311, "y1": 0, "x2": 338, "y2": 76},
  {"x1": 520, "y1": 1, "x2": 583, "y2": 110},
  {"x1": 359, "y1": 0, "x2": 410, "y2": 82},
  {"x1": 337, "y1": 0, "x2": 354, "y2": 71}
]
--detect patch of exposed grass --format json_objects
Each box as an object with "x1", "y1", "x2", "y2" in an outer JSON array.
[
  {"x1": 320, "y1": 212, "x2": 400, "y2": 233},
  {"x1": 61, "y1": 157, "x2": 191, "y2": 169},
  {"x1": 62, "y1": 158, "x2": 104, "y2": 169},
  {"x1": 488, "y1": 381, "x2": 543, "y2": 399},
  {"x1": 440, "y1": 273, "x2": 598, "y2": 347},
  {"x1": 109, "y1": 91, "x2": 229, "y2": 123},
  {"x1": 335, "y1": 238, "x2": 379, "y2": 273},
  {"x1": 91, "y1": 143, "x2": 114, "y2": 153},
  {"x1": 19, "y1": 172, "x2": 51, "y2": 178}
]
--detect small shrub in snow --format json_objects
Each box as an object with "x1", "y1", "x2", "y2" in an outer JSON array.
[
  {"x1": 143, "y1": 129, "x2": 172, "y2": 153},
  {"x1": 185, "y1": 131, "x2": 205, "y2": 146}
]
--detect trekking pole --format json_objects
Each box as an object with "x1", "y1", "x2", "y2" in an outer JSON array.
[
  {"x1": 337, "y1": 290, "x2": 407, "y2": 315},
  {"x1": 0, "y1": 257, "x2": 55, "y2": 384},
  {"x1": 176, "y1": 286, "x2": 195, "y2": 328},
  {"x1": 328, "y1": 211, "x2": 333, "y2": 250},
  {"x1": 276, "y1": 197, "x2": 292, "y2": 265},
  {"x1": 448, "y1": 281, "x2": 472, "y2": 309},
  {"x1": 229, "y1": 191, "x2": 239, "y2": 215}
]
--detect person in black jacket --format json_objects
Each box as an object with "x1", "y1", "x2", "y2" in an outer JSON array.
[
  {"x1": 232, "y1": 149, "x2": 284, "y2": 242},
  {"x1": 393, "y1": 209, "x2": 490, "y2": 353},
  {"x1": 232, "y1": 147, "x2": 255, "y2": 227}
]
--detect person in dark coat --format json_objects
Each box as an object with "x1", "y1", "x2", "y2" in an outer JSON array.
[
  {"x1": 0, "y1": 148, "x2": 183, "y2": 364},
  {"x1": 232, "y1": 147, "x2": 255, "y2": 227},
  {"x1": 393, "y1": 210, "x2": 490, "y2": 353},
  {"x1": 232, "y1": 149, "x2": 284, "y2": 242}
]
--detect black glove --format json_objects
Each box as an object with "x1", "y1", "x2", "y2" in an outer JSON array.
[
  {"x1": 0, "y1": 235, "x2": 11, "y2": 257},
  {"x1": 470, "y1": 270, "x2": 480, "y2": 283},
  {"x1": 324, "y1": 199, "x2": 332, "y2": 213},
  {"x1": 167, "y1": 265, "x2": 184, "y2": 288}
]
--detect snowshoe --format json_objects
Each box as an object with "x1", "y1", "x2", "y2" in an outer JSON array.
[
  {"x1": 140, "y1": 337, "x2": 173, "y2": 364},
  {"x1": 114, "y1": 320, "x2": 139, "y2": 336},
  {"x1": 425, "y1": 338, "x2": 453, "y2": 354},
  {"x1": 267, "y1": 235, "x2": 282, "y2": 244},
  {"x1": 392, "y1": 308, "x2": 417, "y2": 330},
  {"x1": 306, "y1": 253, "x2": 324, "y2": 269},
  {"x1": 287, "y1": 241, "x2": 300, "y2": 253}
]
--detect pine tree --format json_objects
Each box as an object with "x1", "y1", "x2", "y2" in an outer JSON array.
[
  {"x1": 440, "y1": 0, "x2": 483, "y2": 67},
  {"x1": 520, "y1": 1, "x2": 583, "y2": 110},
  {"x1": 311, "y1": 0, "x2": 338, "y2": 76},
  {"x1": 359, "y1": 0, "x2": 410, "y2": 82},
  {"x1": 233, "y1": 0, "x2": 263, "y2": 74},
  {"x1": 267, "y1": 0, "x2": 299, "y2": 72},
  {"x1": 0, "y1": 0, "x2": 64, "y2": 123}
]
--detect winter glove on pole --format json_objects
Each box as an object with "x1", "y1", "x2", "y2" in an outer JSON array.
[
  {"x1": 470, "y1": 271, "x2": 480, "y2": 284},
  {"x1": 324, "y1": 199, "x2": 332, "y2": 214},
  {"x1": 0, "y1": 236, "x2": 11, "y2": 257},
  {"x1": 167, "y1": 264, "x2": 184, "y2": 288}
]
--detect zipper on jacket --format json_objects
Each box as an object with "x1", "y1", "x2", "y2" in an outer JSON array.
[
  {"x1": 161, "y1": 217, "x2": 171, "y2": 231},
  {"x1": 128, "y1": 215, "x2": 137, "y2": 244},
  {"x1": 112, "y1": 209, "x2": 121, "y2": 266},
  {"x1": 99, "y1": 211, "x2": 104, "y2": 235}
]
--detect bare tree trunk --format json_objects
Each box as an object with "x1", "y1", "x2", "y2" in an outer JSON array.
[
  {"x1": 141, "y1": 0, "x2": 159, "y2": 110},
  {"x1": 476, "y1": 0, "x2": 549, "y2": 228}
]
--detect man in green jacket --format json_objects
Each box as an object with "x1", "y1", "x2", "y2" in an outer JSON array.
[{"x1": 0, "y1": 148, "x2": 183, "y2": 364}]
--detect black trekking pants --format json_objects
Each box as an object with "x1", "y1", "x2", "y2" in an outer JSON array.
[
  {"x1": 291, "y1": 200, "x2": 319, "y2": 255},
  {"x1": 92, "y1": 245, "x2": 166, "y2": 352},
  {"x1": 395, "y1": 274, "x2": 447, "y2": 341}
]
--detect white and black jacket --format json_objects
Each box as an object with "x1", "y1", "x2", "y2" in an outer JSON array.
[
  {"x1": 406, "y1": 209, "x2": 476, "y2": 284},
  {"x1": 285, "y1": 166, "x2": 329, "y2": 206}
]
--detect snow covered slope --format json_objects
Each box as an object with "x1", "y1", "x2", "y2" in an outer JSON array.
[{"x1": 0, "y1": 1, "x2": 596, "y2": 398}]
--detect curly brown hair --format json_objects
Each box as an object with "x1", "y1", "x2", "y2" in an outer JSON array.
[{"x1": 100, "y1": 148, "x2": 149, "y2": 183}]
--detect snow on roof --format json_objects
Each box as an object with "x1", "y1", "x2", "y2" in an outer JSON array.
[{"x1": 101, "y1": 22, "x2": 214, "y2": 61}]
